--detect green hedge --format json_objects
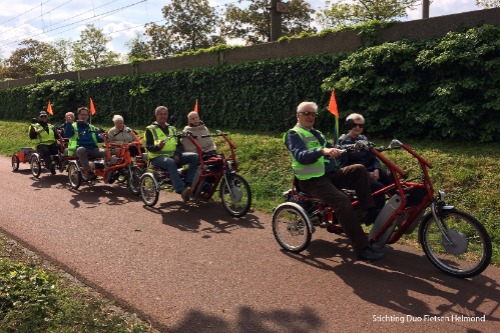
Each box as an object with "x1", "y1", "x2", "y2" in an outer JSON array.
[{"x1": 0, "y1": 24, "x2": 499, "y2": 141}]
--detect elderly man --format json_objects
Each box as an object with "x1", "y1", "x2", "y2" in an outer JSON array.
[
  {"x1": 64, "y1": 107, "x2": 105, "y2": 181},
  {"x1": 29, "y1": 110, "x2": 59, "y2": 174},
  {"x1": 283, "y1": 101, "x2": 384, "y2": 262},
  {"x1": 145, "y1": 106, "x2": 199, "y2": 202}
]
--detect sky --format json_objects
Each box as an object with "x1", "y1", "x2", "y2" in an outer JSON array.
[{"x1": 0, "y1": 0, "x2": 485, "y2": 60}]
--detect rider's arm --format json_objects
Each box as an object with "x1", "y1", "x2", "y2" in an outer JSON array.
[
  {"x1": 145, "y1": 129, "x2": 161, "y2": 152},
  {"x1": 29, "y1": 125, "x2": 39, "y2": 140},
  {"x1": 285, "y1": 131, "x2": 324, "y2": 165},
  {"x1": 64, "y1": 122, "x2": 75, "y2": 138}
]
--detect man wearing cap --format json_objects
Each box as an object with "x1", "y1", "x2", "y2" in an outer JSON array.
[
  {"x1": 283, "y1": 101, "x2": 384, "y2": 262},
  {"x1": 29, "y1": 111, "x2": 59, "y2": 174},
  {"x1": 64, "y1": 106, "x2": 105, "y2": 181}
]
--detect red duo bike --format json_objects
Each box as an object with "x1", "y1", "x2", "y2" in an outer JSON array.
[
  {"x1": 272, "y1": 139, "x2": 492, "y2": 278},
  {"x1": 139, "y1": 131, "x2": 252, "y2": 217}
]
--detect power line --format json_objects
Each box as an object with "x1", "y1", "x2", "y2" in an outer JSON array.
[{"x1": 0, "y1": 0, "x2": 52, "y2": 25}]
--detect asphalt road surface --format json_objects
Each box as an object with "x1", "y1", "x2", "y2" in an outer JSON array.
[{"x1": 1, "y1": 156, "x2": 499, "y2": 333}]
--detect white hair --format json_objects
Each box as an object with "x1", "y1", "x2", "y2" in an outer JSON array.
[
  {"x1": 112, "y1": 115, "x2": 124, "y2": 123},
  {"x1": 346, "y1": 113, "x2": 365, "y2": 123},
  {"x1": 296, "y1": 102, "x2": 318, "y2": 113}
]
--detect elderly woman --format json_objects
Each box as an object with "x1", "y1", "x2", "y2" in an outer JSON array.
[
  {"x1": 180, "y1": 111, "x2": 216, "y2": 157},
  {"x1": 338, "y1": 113, "x2": 393, "y2": 223},
  {"x1": 107, "y1": 115, "x2": 139, "y2": 157}
]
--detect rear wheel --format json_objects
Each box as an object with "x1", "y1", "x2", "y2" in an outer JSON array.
[
  {"x1": 272, "y1": 202, "x2": 312, "y2": 253},
  {"x1": 140, "y1": 173, "x2": 159, "y2": 206},
  {"x1": 68, "y1": 161, "x2": 82, "y2": 190},
  {"x1": 219, "y1": 173, "x2": 251, "y2": 217},
  {"x1": 419, "y1": 208, "x2": 492, "y2": 278},
  {"x1": 11, "y1": 154, "x2": 19, "y2": 171},
  {"x1": 30, "y1": 154, "x2": 41, "y2": 178},
  {"x1": 128, "y1": 166, "x2": 144, "y2": 195}
]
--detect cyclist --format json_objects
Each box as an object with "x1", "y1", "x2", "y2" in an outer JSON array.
[
  {"x1": 283, "y1": 101, "x2": 384, "y2": 262},
  {"x1": 29, "y1": 110, "x2": 59, "y2": 174},
  {"x1": 64, "y1": 107, "x2": 105, "y2": 181},
  {"x1": 145, "y1": 106, "x2": 199, "y2": 202}
]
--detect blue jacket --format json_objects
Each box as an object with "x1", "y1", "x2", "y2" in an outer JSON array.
[
  {"x1": 64, "y1": 121, "x2": 103, "y2": 149},
  {"x1": 337, "y1": 134, "x2": 381, "y2": 171}
]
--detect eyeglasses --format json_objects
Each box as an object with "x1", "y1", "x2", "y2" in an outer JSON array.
[
  {"x1": 352, "y1": 123, "x2": 364, "y2": 128},
  {"x1": 40, "y1": 115, "x2": 48, "y2": 118},
  {"x1": 298, "y1": 111, "x2": 317, "y2": 117}
]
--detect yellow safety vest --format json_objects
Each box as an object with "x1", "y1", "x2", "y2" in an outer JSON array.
[
  {"x1": 30, "y1": 123, "x2": 56, "y2": 147},
  {"x1": 68, "y1": 123, "x2": 99, "y2": 156},
  {"x1": 145, "y1": 124, "x2": 177, "y2": 159},
  {"x1": 284, "y1": 125, "x2": 327, "y2": 180}
]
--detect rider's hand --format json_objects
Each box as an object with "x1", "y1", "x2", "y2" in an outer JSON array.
[
  {"x1": 173, "y1": 156, "x2": 180, "y2": 163},
  {"x1": 158, "y1": 139, "x2": 166, "y2": 148},
  {"x1": 321, "y1": 148, "x2": 343, "y2": 158}
]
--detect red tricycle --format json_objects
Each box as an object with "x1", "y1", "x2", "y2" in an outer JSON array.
[
  {"x1": 11, "y1": 147, "x2": 35, "y2": 172},
  {"x1": 29, "y1": 132, "x2": 74, "y2": 178},
  {"x1": 272, "y1": 139, "x2": 492, "y2": 278},
  {"x1": 67, "y1": 132, "x2": 146, "y2": 195},
  {"x1": 139, "y1": 131, "x2": 252, "y2": 217}
]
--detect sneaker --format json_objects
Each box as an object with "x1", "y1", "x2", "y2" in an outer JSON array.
[
  {"x1": 87, "y1": 172, "x2": 97, "y2": 181},
  {"x1": 180, "y1": 187, "x2": 192, "y2": 202},
  {"x1": 49, "y1": 162, "x2": 57, "y2": 175},
  {"x1": 356, "y1": 247, "x2": 385, "y2": 262}
]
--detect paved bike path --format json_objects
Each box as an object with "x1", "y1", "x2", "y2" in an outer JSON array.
[{"x1": 0, "y1": 156, "x2": 499, "y2": 332}]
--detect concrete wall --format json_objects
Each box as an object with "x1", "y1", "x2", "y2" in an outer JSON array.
[{"x1": 1, "y1": 7, "x2": 499, "y2": 90}]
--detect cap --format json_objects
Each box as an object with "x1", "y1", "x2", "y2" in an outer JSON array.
[{"x1": 39, "y1": 111, "x2": 48, "y2": 117}]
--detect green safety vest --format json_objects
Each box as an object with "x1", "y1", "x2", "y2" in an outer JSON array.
[
  {"x1": 68, "y1": 123, "x2": 99, "y2": 156},
  {"x1": 30, "y1": 123, "x2": 56, "y2": 147},
  {"x1": 145, "y1": 124, "x2": 177, "y2": 159},
  {"x1": 284, "y1": 125, "x2": 327, "y2": 180}
]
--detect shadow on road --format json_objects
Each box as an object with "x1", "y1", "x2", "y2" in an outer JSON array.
[
  {"x1": 277, "y1": 238, "x2": 500, "y2": 322},
  {"x1": 152, "y1": 306, "x2": 323, "y2": 333},
  {"x1": 141, "y1": 198, "x2": 263, "y2": 236},
  {"x1": 64, "y1": 183, "x2": 142, "y2": 208}
]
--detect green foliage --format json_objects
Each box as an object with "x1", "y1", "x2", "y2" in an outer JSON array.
[
  {"x1": 0, "y1": 258, "x2": 150, "y2": 332},
  {"x1": 0, "y1": 24, "x2": 499, "y2": 142}
]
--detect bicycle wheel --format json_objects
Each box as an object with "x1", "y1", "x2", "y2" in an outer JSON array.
[
  {"x1": 419, "y1": 208, "x2": 492, "y2": 278},
  {"x1": 219, "y1": 173, "x2": 252, "y2": 217},
  {"x1": 11, "y1": 154, "x2": 19, "y2": 171},
  {"x1": 272, "y1": 202, "x2": 312, "y2": 253},
  {"x1": 140, "y1": 173, "x2": 159, "y2": 207},
  {"x1": 30, "y1": 154, "x2": 41, "y2": 178},
  {"x1": 67, "y1": 161, "x2": 82, "y2": 190},
  {"x1": 128, "y1": 166, "x2": 143, "y2": 195}
]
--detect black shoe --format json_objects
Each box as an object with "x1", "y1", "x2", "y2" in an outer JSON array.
[
  {"x1": 357, "y1": 247, "x2": 384, "y2": 262},
  {"x1": 49, "y1": 163, "x2": 56, "y2": 175},
  {"x1": 87, "y1": 172, "x2": 97, "y2": 181}
]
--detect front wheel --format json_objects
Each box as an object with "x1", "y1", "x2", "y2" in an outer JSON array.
[
  {"x1": 128, "y1": 166, "x2": 144, "y2": 195},
  {"x1": 67, "y1": 161, "x2": 82, "y2": 190},
  {"x1": 419, "y1": 208, "x2": 492, "y2": 278},
  {"x1": 30, "y1": 154, "x2": 41, "y2": 178},
  {"x1": 11, "y1": 154, "x2": 20, "y2": 171},
  {"x1": 272, "y1": 202, "x2": 312, "y2": 253},
  {"x1": 219, "y1": 173, "x2": 251, "y2": 217},
  {"x1": 140, "y1": 173, "x2": 159, "y2": 207}
]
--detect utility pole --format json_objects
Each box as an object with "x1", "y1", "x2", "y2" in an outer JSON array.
[
  {"x1": 270, "y1": 0, "x2": 290, "y2": 42},
  {"x1": 270, "y1": 0, "x2": 282, "y2": 42},
  {"x1": 422, "y1": 0, "x2": 430, "y2": 19}
]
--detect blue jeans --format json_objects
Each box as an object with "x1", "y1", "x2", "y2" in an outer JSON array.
[{"x1": 151, "y1": 153, "x2": 199, "y2": 193}]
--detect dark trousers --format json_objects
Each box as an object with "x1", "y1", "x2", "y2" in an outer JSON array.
[
  {"x1": 36, "y1": 143, "x2": 59, "y2": 168},
  {"x1": 298, "y1": 164, "x2": 374, "y2": 252}
]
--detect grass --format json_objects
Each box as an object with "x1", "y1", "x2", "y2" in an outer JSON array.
[{"x1": 0, "y1": 120, "x2": 498, "y2": 329}]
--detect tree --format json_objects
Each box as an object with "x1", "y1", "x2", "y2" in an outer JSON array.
[
  {"x1": 145, "y1": 0, "x2": 222, "y2": 58},
  {"x1": 317, "y1": 0, "x2": 420, "y2": 28},
  {"x1": 72, "y1": 24, "x2": 120, "y2": 70},
  {"x1": 125, "y1": 33, "x2": 153, "y2": 62},
  {"x1": 3, "y1": 39, "x2": 56, "y2": 79},
  {"x1": 47, "y1": 39, "x2": 73, "y2": 74},
  {"x1": 223, "y1": 0, "x2": 316, "y2": 45},
  {"x1": 476, "y1": 0, "x2": 500, "y2": 8}
]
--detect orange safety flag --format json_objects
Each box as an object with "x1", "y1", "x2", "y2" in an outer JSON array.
[
  {"x1": 47, "y1": 100, "x2": 54, "y2": 116},
  {"x1": 328, "y1": 89, "x2": 340, "y2": 144},
  {"x1": 89, "y1": 98, "x2": 96, "y2": 116},
  {"x1": 193, "y1": 99, "x2": 199, "y2": 113}
]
